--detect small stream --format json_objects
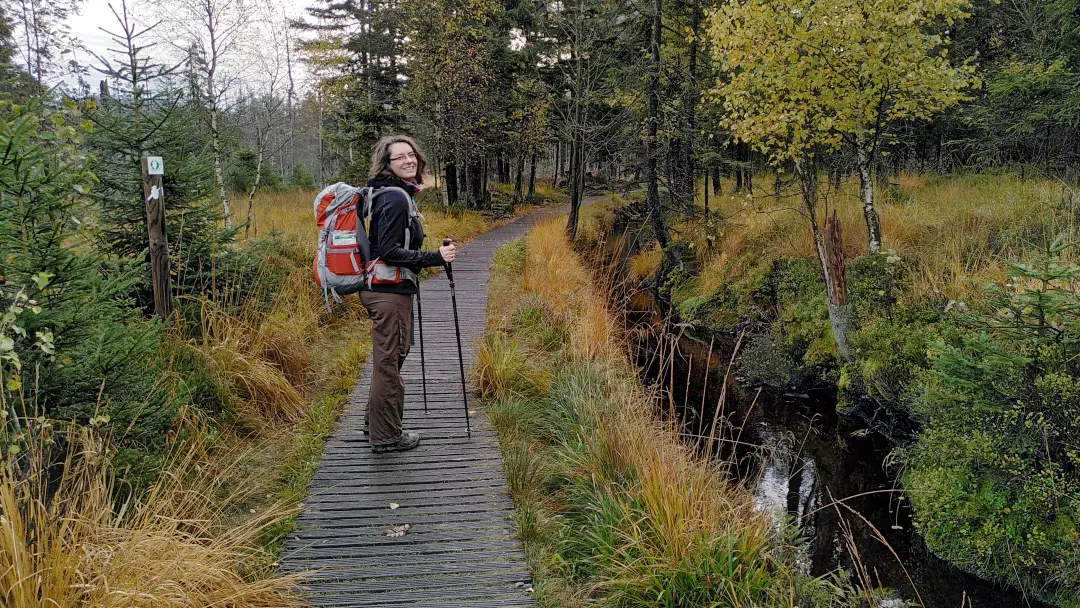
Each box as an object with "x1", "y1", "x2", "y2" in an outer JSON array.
[
  {"x1": 630, "y1": 325, "x2": 1047, "y2": 608},
  {"x1": 595, "y1": 216, "x2": 1047, "y2": 607}
]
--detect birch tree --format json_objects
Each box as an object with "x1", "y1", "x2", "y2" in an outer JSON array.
[
  {"x1": 241, "y1": 14, "x2": 287, "y2": 235},
  {"x1": 159, "y1": 0, "x2": 251, "y2": 230},
  {"x1": 708, "y1": 0, "x2": 976, "y2": 255},
  {"x1": 5, "y1": 0, "x2": 77, "y2": 86}
]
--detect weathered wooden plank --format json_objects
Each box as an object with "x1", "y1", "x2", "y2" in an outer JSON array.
[
  {"x1": 307, "y1": 474, "x2": 506, "y2": 490},
  {"x1": 300, "y1": 572, "x2": 531, "y2": 595},
  {"x1": 293, "y1": 511, "x2": 515, "y2": 530},
  {"x1": 304, "y1": 587, "x2": 533, "y2": 607},
  {"x1": 313, "y1": 454, "x2": 504, "y2": 470},
  {"x1": 280, "y1": 549, "x2": 527, "y2": 572},
  {"x1": 305, "y1": 489, "x2": 512, "y2": 508},
  {"x1": 294, "y1": 518, "x2": 516, "y2": 537},
  {"x1": 289, "y1": 528, "x2": 517, "y2": 547},
  {"x1": 284, "y1": 539, "x2": 524, "y2": 561},
  {"x1": 298, "y1": 502, "x2": 515, "y2": 521},
  {"x1": 300, "y1": 560, "x2": 527, "y2": 581}
]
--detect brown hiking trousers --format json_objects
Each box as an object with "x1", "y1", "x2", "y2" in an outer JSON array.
[{"x1": 360, "y1": 291, "x2": 412, "y2": 445}]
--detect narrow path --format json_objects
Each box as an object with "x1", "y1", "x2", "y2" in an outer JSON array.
[{"x1": 282, "y1": 196, "x2": 609, "y2": 607}]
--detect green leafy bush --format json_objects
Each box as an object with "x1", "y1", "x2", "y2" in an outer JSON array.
[
  {"x1": 0, "y1": 97, "x2": 182, "y2": 462},
  {"x1": 902, "y1": 254, "x2": 1080, "y2": 606}
]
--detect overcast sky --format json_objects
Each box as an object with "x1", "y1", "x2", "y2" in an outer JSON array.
[{"x1": 63, "y1": 0, "x2": 315, "y2": 87}]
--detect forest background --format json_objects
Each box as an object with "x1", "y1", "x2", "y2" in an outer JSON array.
[{"x1": 4, "y1": 0, "x2": 1080, "y2": 606}]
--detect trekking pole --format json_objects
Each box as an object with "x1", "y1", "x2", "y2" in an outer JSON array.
[
  {"x1": 443, "y1": 238, "x2": 471, "y2": 436},
  {"x1": 416, "y1": 281, "x2": 428, "y2": 413}
]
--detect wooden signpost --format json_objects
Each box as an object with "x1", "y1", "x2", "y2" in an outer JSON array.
[{"x1": 141, "y1": 155, "x2": 172, "y2": 318}]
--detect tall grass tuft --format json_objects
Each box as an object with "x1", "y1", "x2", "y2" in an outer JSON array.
[
  {"x1": 0, "y1": 426, "x2": 302, "y2": 608},
  {"x1": 473, "y1": 331, "x2": 551, "y2": 401}
]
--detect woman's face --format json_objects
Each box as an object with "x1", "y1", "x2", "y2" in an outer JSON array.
[{"x1": 387, "y1": 142, "x2": 418, "y2": 181}]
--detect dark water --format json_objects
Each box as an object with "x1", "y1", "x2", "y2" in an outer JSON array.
[{"x1": 632, "y1": 331, "x2": 1049, "y2": 608}]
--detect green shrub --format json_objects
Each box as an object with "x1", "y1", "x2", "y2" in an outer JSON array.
[
  {"x1": 0, "y1": 97, "x2": 184, "y2": 466},
  {"x1": 289, "y1": 163, "x2": 315, "y2": 189},
  {"x1": 902, "y1": 254, "x2": 1080, "y2": 606},
  {"x1": 739, "y1": 324, "x2": 800, "y2": 388},
  {"x1": 227, "y1": 148, "x2": 283, "y2": 193},
  {"x1": 840, "y1": 314, "x2": 941, "y2": 411}
]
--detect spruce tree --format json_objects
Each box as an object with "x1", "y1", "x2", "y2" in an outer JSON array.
[
  {"x1": 86, "y1": 1, "x2": 249, "y2": 310},
  {"x1": 1, "y1": 95, "x2": 181, "y2": 459},
  {"x1": 295, "y1": 0, "x2": 407, "y2": 180}
]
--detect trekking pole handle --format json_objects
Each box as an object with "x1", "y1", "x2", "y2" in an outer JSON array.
[{"x1": 442, "y1": 238, "x2": 454, "y2": 282}]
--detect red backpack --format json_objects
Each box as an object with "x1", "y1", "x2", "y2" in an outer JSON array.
[{"x1": 312, "y1": 182, "x2": 420, "y2": 309}]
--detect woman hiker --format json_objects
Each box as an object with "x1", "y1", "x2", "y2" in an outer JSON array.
[{"x1": 363, "y1": 135, "x2": 456, "y2": 453}]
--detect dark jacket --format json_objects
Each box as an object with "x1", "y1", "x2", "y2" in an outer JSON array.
[{"x1": 366, "y1": 176, "x2": 444, "y2": 294}]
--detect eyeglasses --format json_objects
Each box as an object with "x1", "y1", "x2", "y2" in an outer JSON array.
[{"x1": 390, "y1": 152, "x2": 418, "y2": 163}]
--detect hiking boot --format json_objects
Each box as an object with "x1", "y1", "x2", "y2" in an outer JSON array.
[{"x1": 372, "y1": 431, "x2": 421, "y2": 453}]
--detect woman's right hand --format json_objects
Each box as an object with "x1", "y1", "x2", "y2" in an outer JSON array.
[{"x1": 439, "y1": 243, "x2": 457, "y2": 264}]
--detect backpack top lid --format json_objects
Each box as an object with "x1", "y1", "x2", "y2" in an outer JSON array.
[{"x1": 313, "y1": 182, "x2": 362, "y2": 229}]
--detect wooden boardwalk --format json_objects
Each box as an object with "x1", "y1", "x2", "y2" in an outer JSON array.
[{"x1": 282, "y1": 204, "x2": 582, "y2": 607}]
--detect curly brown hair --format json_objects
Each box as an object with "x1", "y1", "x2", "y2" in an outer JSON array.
[{"x1": 368, "y1": 135, "x2": 428, "y2": 184}]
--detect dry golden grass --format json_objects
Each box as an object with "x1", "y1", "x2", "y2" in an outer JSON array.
[
  {"x1": 482, "y1": 218, "x2": 815, "y2": 605},
  {"x1": 525, "y1": 217, "x2": 767, "y2": 544},
  {"x1": 234, "y1": 189, "x2": 316, "y2": 242},
  {"x1": 628, "y1": 243, "x2": 662, "y2": 280},
  {"x1": 683, "y1": 172, "x2": 1079, "y2": 304},
  {"x1": 523, "y1": 219, "x2": 620, "y2": 360},
  {"x1": 0, "y1": 427, "x2": 302, "y2": 608}
]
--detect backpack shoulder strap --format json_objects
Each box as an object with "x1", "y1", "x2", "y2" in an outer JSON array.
[
  {"x1": 367, "y1": 187, "x2": 418, "y2": 250},
  {"x1": 354, "y1": 186, "x2": 374, "y2": 264}
]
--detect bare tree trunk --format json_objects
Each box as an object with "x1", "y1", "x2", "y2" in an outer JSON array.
[
  {"x1": 445, "y1": 160, "x2": 458, "y2": 207},
  {"x1": 567, "y1": 126, "x2": 583, "y2": 239},
  {"x1": 796, "y1": 159, "x2": 851, "y2": 361},
  {"x1": 467, "y1": 156, "x2": 483, "y2": 209},
  {"x1": 646, "y1": 0, "x2": 667, "y2": 252},
  {"x1": 856, "y1": 134, "x2": 882, "y2": 254},
  {"x1": 680, "y1": 0, "x2": 699, "y2": 211},
  {"x1": 285, "y1": 17, "x2": 296, "y2": 187},
  {"x1": 647, "y1": 0, "x2": 673, "y2": 316},
  {"x1": 513, "y1": 152, "x2": 525, "y2": 204},
  {"x1": 458, "y1": 162, "x2": 468, "y2": 203},
  {"x1": 211, "y1": 105, "x2": 232, "y2": 230},
  {"x1": 937, "y1": 131, "x2": 946, "y2": 174},
  {"x1": 245, "y1": 125, "x2": 264, "y2": 236},
  {"x1": 553, "y1": 142, "x2": 560, "y2": 189},
  {"x1": 481, "y1": 155, "x2": 489, "y2": 207},
  {"x1": 823, "y1": 214, "x2": 850, "y2": 360},
  {"x1": 744, "y1": 144, "x2": 754, "y2": 194},
  {"x1": 528, "y1": 153, "x2": 537, "y2": 198},
  {"x1": 704, "y1": 170, "x2": 709, "y2": 221}
]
